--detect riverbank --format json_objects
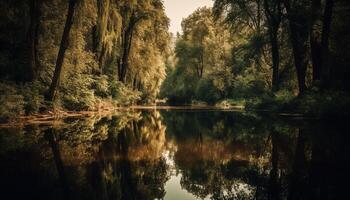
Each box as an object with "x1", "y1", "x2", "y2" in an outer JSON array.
[
  {"x1": 0, "y1": 103, "x2": 314, "y2": 128},
  {"x1": 2, "y1": 89, "x2": 350, "y2": 127},
  {"x1": 247, "y1": 90, "x2": 350, "y2": 120},
  {"x1": 0, "y1": 110, "x2": 111, "y2": 128},
  {"x1": 0, "y1": 105, "x2": 245, "y2": 127}
]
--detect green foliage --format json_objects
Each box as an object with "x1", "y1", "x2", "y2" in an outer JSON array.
[
  {"x1": 161, "y1": 7, "x2": 231, "y2": 105},
  {"x1": 20, "y1": 82, "x2": 45, "y2": 114},
  {"x1": 195, "y1": 78, "x2": 222, "y2": 104},
  {"x1": 60, "y1": 73, "x2": 96, "y2": 111},
  {"x1": 0, "y1": 82, "x2": 46, "y2": 122},
  {"x1": 215, "y1": 99, "x2": 246, "y2": 108},
  {"x1": 0, "y1": 95, "x2": 24, "y2": 123},
  {"x1": 92, "y1": 75, "x2": 110, "y2": 98},
  {"x1": 283, "y1": 90, "x2": 350, "y2": 118},
  {"x1": 244, "y1": 89, "x2": 294, "y2": 111},
  {"x1": 0, "y1": 0, "x2": 349, "y2": 119},
  {"x1": 231, "y1": 76, "x2": 269, "y2": 99},
  {"x1": 109, "y1": 80, "x2": 141, "y2": 105},
  {"x1": 160, "y1": 66, "x2": 198, "y2": 104},
  {"x1": 274, "y1": 89, "x2": 295, "y2": 103},
  {"x1": 0, "y1": 0, "x2": 171, "y2": 114},
  {"x1": 0, "y1": 83, "x2": 24, "y2": 123}
]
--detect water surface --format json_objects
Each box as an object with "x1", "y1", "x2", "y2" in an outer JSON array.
[{"x1": 0, "y1": 110, "x2": 348, "y2": 200}]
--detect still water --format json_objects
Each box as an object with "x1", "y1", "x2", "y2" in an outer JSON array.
[{"x1": 0, "y1": 110, "x2": 349, "y2": 200}]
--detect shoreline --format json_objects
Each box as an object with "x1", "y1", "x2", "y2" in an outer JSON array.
[
  {"x1": 0, "y1": 105, "x2": 317, "y2": 128},
  {"x1": 0, "y1": 105, "x2": 244, "y2": 127}
]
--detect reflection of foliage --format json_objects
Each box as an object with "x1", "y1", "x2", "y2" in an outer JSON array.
[
  {"x1": 0, "y1": 111, "x2": 348, "y2": 199},
  {"x1": 127, "y1": 111, "x2": 167, "y2": 161},
  {"x1": 98, "y1": 111, "x2": 166, "y2": 162},
  {"x1": 91, "y1": 110, "x2": 169, "y2": 200},
  {"x1": 54, "y1": 111, "x2": 142, "y2": 165},
  {"x1": 162, "y1": 110, "x2": 303, "y2": 199},
  {"x1": 130, "y1": 158, "x2": 170, "y2": 199},
  {"x1": 0, "y1": 110, "x2": 170, "y2": 199}
]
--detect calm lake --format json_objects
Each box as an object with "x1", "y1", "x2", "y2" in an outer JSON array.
[{"x1": 0, "y1": 110, "x2": 348, "y2": 200}]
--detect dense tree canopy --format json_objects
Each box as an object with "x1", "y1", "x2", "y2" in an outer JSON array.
[
  {"x1": 160, "y1": 7, "x2": 232, "y2": 104},
  {"x1": 0, "y1": 0, "x2": 170, "y2": 116},
  {"x1": 160, "y1": 0, "x2": 350, "y2": 117},
  {"x1": 0, "y1": 0, "x2": 350, "y2": 121}
]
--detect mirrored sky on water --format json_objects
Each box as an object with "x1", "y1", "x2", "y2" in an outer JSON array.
[{"x1": 163, "y1": 0, "x2": 213, "y2": 35}]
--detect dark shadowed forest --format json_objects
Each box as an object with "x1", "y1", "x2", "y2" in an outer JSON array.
[{"x1": 1, "y1": 0, "x2": 350, "y2": 122}]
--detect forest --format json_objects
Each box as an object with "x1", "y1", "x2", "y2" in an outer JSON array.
[
  {"x1": 1, "y1": 0, "x2": 350, "y2": 122},
  {"x1": 1, "y1": 1, "x2": 350, "y2": 199}
]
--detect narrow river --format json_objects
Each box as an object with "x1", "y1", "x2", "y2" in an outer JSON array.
[{"x1": 0, "y1": 110, "x2": 348, "y2": 199}]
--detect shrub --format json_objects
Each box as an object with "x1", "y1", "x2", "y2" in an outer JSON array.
[
  {"x1": 160, "y1": 66, "x2": 198, "y2": 104},
  {"x1": 92, "y1": 75, "x2": 110, "y2": 98},
  {"x1": 60, "y1": 73, "x2": 96, "y2": 111},
  {"x1": 231, "y1": 75, "x2": 268, "y2": 99},
  {"x1": 0, "y1": 83, "x2": 24, "y2": 123},
  {"x1": 216, "y1": 99, "x2": 246, "y2": 108},
  {"x1": 110, "y1": 80, "x2": 141, "y2": 105},
  {"x1": 0, "y1": 95, "x2": 24, "y2": 123},
  {"x1": 191, "y1": 100, "x2": 208, "y2": 106},
  {"x1": 274, "y1": 89, "x2": 295, "y2": 103},
  {"x1": 20, "y1": 82, "x2": 44, "y2": 114},
  {"x1": 284, "y1": 90, "x2": 350, "y2": 118},
  {"x1": 195, "y1": 78, "x2": 222, "y2": 105},
  {"x1": 244, "y1": 89, "x2": 295, "y2": 111}
]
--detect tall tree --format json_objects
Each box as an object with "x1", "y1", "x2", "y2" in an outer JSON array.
[
  {"x1": 320, "y1": 0, "x2": 334, "y2": 87},
  {"x1": 282, "y1": 0, "x2": 311, "y2": 94},
  {"x1": 181, "y1": 7, "x2": 212, "y2": 78},
  {"x1": 46, "y1": 0, "x2": 78, "y2": 101},
  {"x1": 28, "y1": 0, "x2": 42, "y2": 81},
  {"x1": 118, "y1": 13, "x2": 144, "y2": 82},
  {"x1": 94, "y1": 0, "x2": 111, "y2": 73},
  {"x1": 117, "y1": 0, "x2": 149, "y2": 83},
  {"x1": 263, "y1": 0, "x2": 282, "y2": 91},
  {"x1": 310, "y1": 0, "x2": 335, "y2": 87},
  {"x1": 213, "y1": 0, "x2": 272, "y2": 87},
  {"x1": 128, "y1": 0, "x2": 170, "y2": 100},
  {"x1": 310, "y1": 0, "x2": 322, "y2": 82}
]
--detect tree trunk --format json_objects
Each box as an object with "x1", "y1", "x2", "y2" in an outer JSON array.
[
  {"x1": 288, "y1": 129, "x2": 307, "y2": 200},
  {"x1": 96, "y1": 0, "x2": 110, "y2": 73},
  {"x1": 270, "y1": 26, "x2": 280, "y2": 91},
  {"x1": 269, "y1": 129, "x2": 280, "y2": 200},
  {"x1": 290, "y1": 28, "x2": 308, "y2": 94},
  {"x1": 118, "y1": 12, "x2": 146, "y2": 83},
  {"x1": 200, "y1": 51, "x2": 204, "y2": 78},
  {"x1": 310, "y1": 36, "x2": 322, "y2": 82},
  {"x1": 45, "y1": 129, "x2": 71, "y2": 198},
  {"x1": 28, "y1": 0, "x2": 42, "y2": 81},
  {"x1": 284, "y1": 1, "x2": 309, "y2": 94},
  {"x1": 263, "y1": 0, "x2": 281, "y2": 91},
  {"x1": 132, "y1": 74, "x2": 138, "y2": 90},
  {"x1": 99, "y1": 44, "x2": 106, "y2": 74},
  {"x1": 320, "y1": 0, "x2": 334, "y2": 88},
  {"x1": 119, "y1": 23, "x2": 134, "y2": 83},
  {"x1": 310, "y1": 0, "x2": 322, "y2": 82},
  {"x1": 195, "y1": 63, "x2": 201, "y2": 78},
  {"x1": 46, "y1": 0, "x2": 78, "y2": 101},
  {"x1": 119, "y1": 34, "x2": 130, "y2": 82}
]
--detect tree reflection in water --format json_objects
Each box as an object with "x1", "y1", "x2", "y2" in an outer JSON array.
[
  {"x1": 0, "y1": 110, "x2": 349, "y2": 200},
  {"x1": 162, "y1": 111, "x2": 349, "y2": 200}
]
